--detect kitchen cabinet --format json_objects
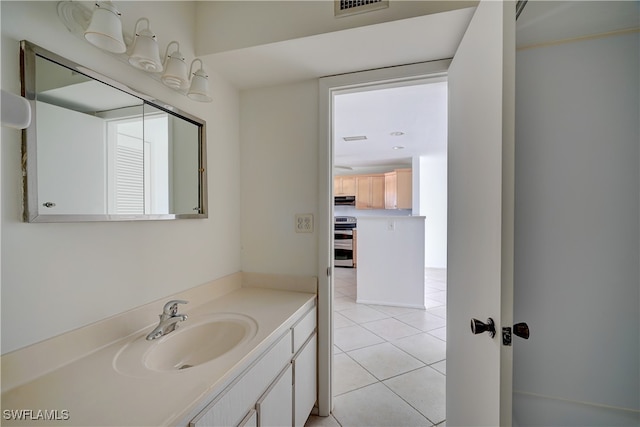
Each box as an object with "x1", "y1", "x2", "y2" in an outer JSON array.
[
  {"x1": 384, "y1": 168, "x2": 412, "y2": 209},
  {"x1": 334, "y1": 175, "x2": 356, "y2": 196},
  {"x1": 356, "y1": 175, "x2": 385, "y2": 209}
]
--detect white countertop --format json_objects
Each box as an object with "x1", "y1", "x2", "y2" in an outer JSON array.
[{"x1": 1, "y1": 287, "x2": 316, "y2": 426}]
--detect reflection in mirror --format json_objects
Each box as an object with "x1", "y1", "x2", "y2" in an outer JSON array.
[{"x1": 21, "y1": 40, "x2": 207, "y2": 222}]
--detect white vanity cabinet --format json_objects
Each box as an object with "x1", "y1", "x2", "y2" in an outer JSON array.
[
  {"x1": 189, "y1": 303, "x2": 317, "y2": 427},
  {"x1": 291, "y1": 306, "x2": 317, "y2": 427},
  {"x1": 293, "y1": 333, "x2": 317, "y2": 426},
  {"x1": 237, "y1": 410, "x2": 257, "y2": 427},
  {"x1": 256, "y1": 364, "x2": 293, "y2": 426}
]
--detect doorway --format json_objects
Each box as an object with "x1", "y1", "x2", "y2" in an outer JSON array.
[{"x1": 316, "y1": 60, "x2": 452, "y2": 419}]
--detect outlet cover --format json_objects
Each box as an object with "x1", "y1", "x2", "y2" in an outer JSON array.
[{"x1": 295, "y1": 214, "x2": 314, "y2": 233}]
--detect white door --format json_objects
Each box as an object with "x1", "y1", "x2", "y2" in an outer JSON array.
[{"x1": 446, "y1": 1, "x2": 516, "y2": 426}]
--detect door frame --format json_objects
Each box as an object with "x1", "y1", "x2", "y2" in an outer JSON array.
[{"x1": 317, "y1": 60, "x2": 452, "y2": 415}]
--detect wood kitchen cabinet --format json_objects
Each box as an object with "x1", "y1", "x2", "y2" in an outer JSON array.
[
  {"x1": 356, "y1": 175, "x2": 385, "y2": 209},
  {"x1": 384, "y1": 168, "x2": 412, "y2": 209},
  {"x1": 334, "y1": 175, "x2": 356, "y2": 196}
]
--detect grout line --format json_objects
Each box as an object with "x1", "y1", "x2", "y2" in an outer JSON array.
[{"x1": 329, "y1": 268, "x2": 448, "y2": 427}]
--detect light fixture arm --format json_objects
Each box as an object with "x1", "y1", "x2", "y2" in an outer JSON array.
[
  {"x1": 163, "y1": 41, "x2": 181, "y2": 62},
  {"x1": 189, "y1": 58, "x2": 206, "y2": 77},
  {"x1": 96, "y1": 1, "x2": 121, "y2": 17},
  {"x1": 133, "y1": 17, "x2": 151, "y2": 37}
]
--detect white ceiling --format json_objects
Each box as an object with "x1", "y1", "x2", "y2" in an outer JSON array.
[
  {"x1": 333, "y1": 81, "x2": 448, "y2": 171},
  {"x1": 202, "y1": 7, "x2": 476, "y2": 90},
  {"x1": 202, "y1": 1, "x2": 638, "y2": 170}
]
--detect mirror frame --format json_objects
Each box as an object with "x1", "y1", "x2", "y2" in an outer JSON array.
[{"x1": 20, "y1": 40, "x2": 208, "y2": 222}]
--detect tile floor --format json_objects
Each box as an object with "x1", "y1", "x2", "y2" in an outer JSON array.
[{"x1": 306, "y1": 267, "x2": 447, "y2": 427}]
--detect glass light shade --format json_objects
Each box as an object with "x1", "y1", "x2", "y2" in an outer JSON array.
[
  {"x1": 188, "y1": 69, "x2": 212, "y2": 102},
  {"x1": 84, "y1": 2, "x2": 126, "y2": 54},
  {"x1": 129, "y1": 28, "x2": 163, "y2": 72},
  {"x1": 161, "y1": 42, "x2": 188, "y2": 90}
]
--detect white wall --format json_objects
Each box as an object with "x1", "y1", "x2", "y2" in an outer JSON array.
[
  {"x1": 356, "y1": 216, "x2": 425, "y2": 308},
  {"x1": 417, "y1": 155, "x2": 447, "y2": 269},
  {"x1": 513, "y1": 31, "x2": 639, "y2": 423},
  {"x1": 195, "y1": 1, "x2": 476, "y2": 55},
  {"x1": 239, "y1": 81, "x2": 318, "y2": 276},
  {"x1": 1, "y1": 1, "x2": 241, "y2": 354}
]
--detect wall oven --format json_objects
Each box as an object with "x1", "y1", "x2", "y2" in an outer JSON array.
[{"x1": 334, "y1": 216, "x2": 356, "y2": 268}]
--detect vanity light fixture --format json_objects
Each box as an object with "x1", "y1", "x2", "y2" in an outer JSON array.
[
  {"x1": 83, "y1": 1, "x2": 126, "y2": 54},
  {"x1": 128, "y1": 18, "x2": 163, "y2": 72},
  {"x1": 187, "y1": 59, "x2": 212, "y2": 102},
  {"x1": 57, "y1": 1, "x2": 212, "y2": 102},
  {"x1": 161, "y1": 41, "x2": 189, "y2": 90}
]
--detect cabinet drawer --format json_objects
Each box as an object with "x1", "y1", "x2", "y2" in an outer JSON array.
[
  {"x1": 190, "y1": 330, "x2": 293, "y2": 427},
  {"x1": 291, "y1": 306, "x2": 316, "y2": 354}
]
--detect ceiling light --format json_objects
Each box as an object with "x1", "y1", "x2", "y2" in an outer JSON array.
[
  {"x1": 161, "y1": 41, "x2": 188, "y2": 90},
  {"x1": 128, "y1": 18, "x2": 163, "y2": 72},
  {"x1": 187, "y1": 59, "x2": 212, "y2": 103},
  {"x1": 393, "y1": 146, "x2": 405, "y2": 150},
  {"x1": 343, "y1": 136, "x2": 368, "y2": 142},
  {"x1": 390, "y1": 131, "x2": 405, "y2": 136},
  {"x1": 84, "y1": 1, "x2": 126, "y2": 54}
]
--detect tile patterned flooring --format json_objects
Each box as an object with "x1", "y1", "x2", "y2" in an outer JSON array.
[{"x1": 306, "y1": 267, "x2": 447, "y2": 427}]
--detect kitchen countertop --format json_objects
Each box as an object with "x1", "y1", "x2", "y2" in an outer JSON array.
[{"x1": 1, "y1": 286, "x2": 316, "y2": 426}]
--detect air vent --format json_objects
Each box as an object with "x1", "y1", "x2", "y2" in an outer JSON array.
[
  {"x1": 342, "y1": 135, "x2": 368, "y2": 142},
  {"x1": 334, "y1": 0, "x2": 389, "y2": 17}
]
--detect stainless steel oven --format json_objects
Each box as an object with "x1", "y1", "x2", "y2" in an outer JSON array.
[{"x1": 334, "y1": 216, "x2": 356, "y2": 267}]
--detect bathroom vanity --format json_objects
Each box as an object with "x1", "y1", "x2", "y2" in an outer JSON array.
[{"x1": 1, "y1": 273, "x2": 317, "y2": 426}]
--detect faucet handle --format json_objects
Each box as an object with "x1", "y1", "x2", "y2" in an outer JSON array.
[{"x1": 163, "y1": 300, "x2": 188, "y2": 316}]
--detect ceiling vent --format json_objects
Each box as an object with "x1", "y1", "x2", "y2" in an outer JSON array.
[
  {"x1": 342, "y1": 135, "x2": 368, "y2": 142},
  {"x1": 334, "y1": 0, "x2": 389, "y2": 17}
]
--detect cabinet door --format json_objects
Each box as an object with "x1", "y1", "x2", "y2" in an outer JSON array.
[
  {"x1": 396, "y1": 169, "x2": 412, "y2": 209},
  {"x1": 385, "y1": 172, "x2": 397, "y2": 209},
  {"x1": 334, "y1": 176, "x2": 356, "y2": 196},
  {"x1": 257, "y1": 364, "x2": 293, "y2": 427},
  {"x1": 371, "y1": 175, "x2": 385, "y2": 209},
  {"x1": 341, "y1": 176, "x2": 356, "y2": 196},
  {"x1": 190, "y1": 331, "x2": 293, "y2": 427},
  {"x1": 355, "y1": 176, "x2": 371, "y2": 209},
  {"x1": 333, "y1": 176, "x2": 342, "y2": 195},
  {"x1": 293, "y1": 334, "x2": 317, "y2": 427}
]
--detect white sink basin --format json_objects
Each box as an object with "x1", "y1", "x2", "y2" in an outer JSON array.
[{"x1": 114, "y1": 313, "x2": 258, "y2": 376}]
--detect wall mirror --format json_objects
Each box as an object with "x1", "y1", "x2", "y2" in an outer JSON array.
[{"x1": 20, "y1": 40, "x2": 207, "y2": 222}]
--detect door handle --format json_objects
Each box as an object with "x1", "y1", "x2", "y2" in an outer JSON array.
[
  {"x1": 513, "y1": 322, "x2": 530, "y2": 339},
  {"x1": 470, "y1": 318, "x2": 496, "y2": 338}
]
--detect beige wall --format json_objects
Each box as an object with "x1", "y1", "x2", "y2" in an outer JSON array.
[
  {"x1": 240, "y1": 80, "x2": 319, "y2": 276},
  {"x1": 1, "y1": 1, "x2": 241, "y2": 354}
]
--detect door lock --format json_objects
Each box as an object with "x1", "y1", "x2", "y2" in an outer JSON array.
[{"x1": 502, "y1": 322, "x2": 530, "y2": 346}]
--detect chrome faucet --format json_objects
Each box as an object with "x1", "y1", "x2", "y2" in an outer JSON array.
[{"x1": 146, "y1": 300, "x2": 188, "y2": 340}]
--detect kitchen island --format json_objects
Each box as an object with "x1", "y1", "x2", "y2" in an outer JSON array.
[{"x1": 356, "y1": 216, "x2": 426, "y2": 309}]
